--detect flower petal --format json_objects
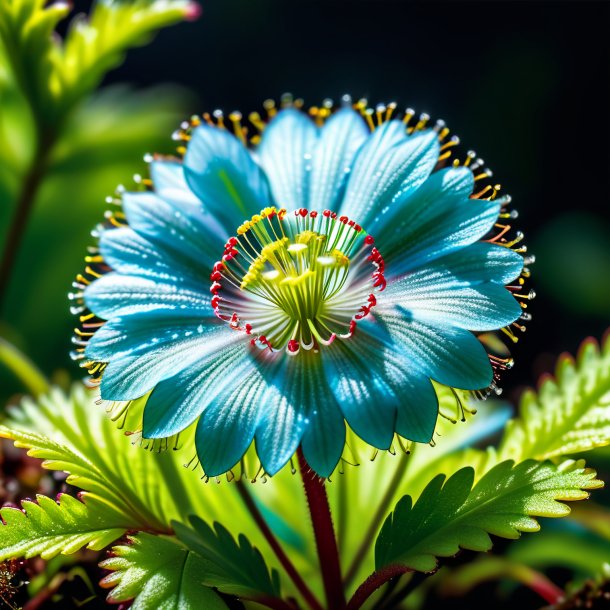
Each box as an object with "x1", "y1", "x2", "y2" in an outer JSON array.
[
  {"x1": 91, "y1": 318, "x2": 230, "y2": 402},
  {"x1": 197, "y1": 349, "x2": 291, "y2": 477},
  {"x1": 99, "y1": 227, "x2": 205, "y2": 285},
  {"x1": 323, "y1": 328, "x2": 438, "y2": 447},
  {"x1": 308, "y1": 107, "x2": 368, "y2": 212},
  {"x1": 121, "y1": 191, "x2": 221, "y2": 270},
  {"x1": 143, "y1": 337, "x2": 255, "y2": 446},
  {"x1": 257, "y1": 108, "x2": 318, "y2": 211},
  {"x1": 184, "y1": 124, "x2": 272, "y2": 232},
  {"x1": 385, "y1": 244, "x2": 524, "y2": 331},
  {"x1": 339, "y1": 122, "x2": 440, "y2": 226},
  {"x1": 84, "y1": 273, "x2": 209, "y2": 319},
  {"x1": 255, "y1": 351, "x2": 344, "y2": 477},
  {"x1": 372, "y1": 309, "x2": 493, "y2": 390},
  {"x1": 372, "y1": 167, "x2": 501, "y2": 275}
]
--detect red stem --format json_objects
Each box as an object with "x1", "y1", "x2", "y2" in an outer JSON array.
[
  {"x1": 529, "y1": 573, "x2": 564, "y2": 604},
  {"x1": 345, "y1": 565, "x2": 411, "y2": 610},
  {"x1": 297, "y1": 448, "x2": 346, "y2": 610},
  {"x1": 236, "y1": 481, "x2": 323, "y2": 610}
]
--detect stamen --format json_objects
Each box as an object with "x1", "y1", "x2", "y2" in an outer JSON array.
[{"x1": 212, "y1": 208, "x2": 386, "y2": 353}]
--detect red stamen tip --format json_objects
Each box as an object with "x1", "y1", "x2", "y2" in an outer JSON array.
[{"x1": 288, "y1": 339, "x2": 300, "y2": 352}]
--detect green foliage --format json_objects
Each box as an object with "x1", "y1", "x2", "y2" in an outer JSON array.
[
  {"x1": 499, "y1": 335, "x2": 610, "y2": 461},
  {"x1": 375, "y1": 459, "x2": 601, "y2": 573},
  {"x1": 0, "y1": 0, "x2": 195, "y2": 404},
  {"x1": 100, "y1": 533, "x2": 228, "y2": 610},
  {"x1": 0, "y1": 0, "x2": 195, "y2": 124},
  {"x1": 0, "y1": 385, "x2": 253, "y2": 536},
  {"x1": 0, "y1": 494, "x2": 130, "y2": 560},
  {"x1": 174, "y1": 515, "x2": 282, "y2": 599}
]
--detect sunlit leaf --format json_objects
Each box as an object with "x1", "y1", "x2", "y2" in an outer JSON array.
[
  {"x1": 499, "y1": 334, "x2": 610, "y2": 461},
  {"x1": 100, "y1": 533, "x2": 228, "y2": 610},
  {"x1": 376, "y1": 459, "x2": 601, "y2": 573},
  {"x1": 0, "y1": 494, "x2": 131, "y2": 561}
]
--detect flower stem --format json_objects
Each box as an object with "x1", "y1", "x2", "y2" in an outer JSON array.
[
  {"x1": 0, "y1": 337, "x2": 49, "y2": 397},
  {"x1": 345, "y1": 566, "x2": 410, "y2": 610},
  {"x1": 236, "y1": 480, "x2": 323, "y2": 610},
  {"x1": 0, "y1": 132, "x2": 53, "y2": 312},
  {"x1": 297, "y1": 448, "x2": 346, "y2": 610},
  {"x1": 344, "y1": 451, "x2": 411, "y2": 587}
]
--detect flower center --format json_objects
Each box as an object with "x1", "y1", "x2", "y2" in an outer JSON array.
[{"x1": 210, "y1": 207, "x2": 386, "y2": 354}]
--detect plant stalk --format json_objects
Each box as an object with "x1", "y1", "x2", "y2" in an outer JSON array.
[
  {"x1": 236, "y1": 481, "x2": 323, "y2": 610},
  {"x1": 345, "y1": 565, "x2": 411, "y2": 610},
  {"x1": 297, "y1": 448, "x2": 346, "y2": 610},
  {"x1": 344, "y1": 451, "x2": 411, "y2": 587},
  {"x1": 0, "y1": 131, "x2": 54, "y2": 312}
]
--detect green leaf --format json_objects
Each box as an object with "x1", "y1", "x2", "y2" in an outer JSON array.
[
  {"x1": 375, "y1": 459, "x2": 602, "y2": 573},
  {"x1": 174, "y1": 516, "x2": 282, "y2": 599},
  {"x1": 56, "y1": 0, "x2": 197, "y2": 109},
  {"x1": 0, "y1": 385, "x2": 252, "y2": 537},
  {"x1": 0, "y1": 0, "x2": 196, "y2": 122},
  {"x1": 100, "y1": 533, "x2": 228, "y2": 610},
  {"x1": 0, "y1": 493, "x2": 132, "y2": 561},
  {"x1": 499, "y1": 334, "x2": 610, "y2": 461}
]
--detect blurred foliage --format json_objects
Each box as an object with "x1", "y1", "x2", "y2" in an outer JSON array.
[
  {"x1": 0, "y1": 0, "x2": 197, "y2": 404},
  {"x1": 533, "y1": 212, "x2": 610, "y2": 319}
]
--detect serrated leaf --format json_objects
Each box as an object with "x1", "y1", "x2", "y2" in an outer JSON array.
[
  {"x1": 173, "y1": 516, "x2": 281, "y2": 599},
  {"x1": 499, "y1": 335, "x2": 610, "y2": 461},
  {"x1": 0, "y1": 0, "x2": 195, "y2": 121},
  {"x1": 0, "y1": 493, "x2": 133, "y2": 561},
  {"x1": 0, "y1": 385, "x2": 252, "y2": 537},
  {"x1": 100, "y1": 533, "x2": 228, "y2": 610},
  {"x1": 375, "y1": 459, "x2": 602, "y2": 573}
]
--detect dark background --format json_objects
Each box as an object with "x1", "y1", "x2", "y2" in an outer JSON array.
[{"x1": 100, "y1": 0, "x2": 610, "y2": 396}]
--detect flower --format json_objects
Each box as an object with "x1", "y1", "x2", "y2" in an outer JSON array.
[{"x1": 71, "y1": 96, "x2": 532, "y2": 478}]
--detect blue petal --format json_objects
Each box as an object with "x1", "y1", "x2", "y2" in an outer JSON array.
[
  {"x1": 184, "y1": 125, "x2": 272, "y2": 232},
  {"x1": 386, "y1": 244, "x2": 524, "y2": 331},
  {"x1": 257, "y1": 109, "x2": 318, "y2": 211},
  {"x1": 372, "y1": 309, "x2": 493, "y2": 390},
  {"x1": 255, "y1": 350, "x2": 343, "y2": 477},
  {"x1": 308, "y1": 107, "x2": 368, "y2": 212},
  {"x1": 323, "y1": 328, "x2": 438, "y2": 447},
  {"x1": 84, "y1": 273, "x2": 209, "y2": 320},
  {"x1": 371, "y1": 167, "x2": 501, "y2": 275},
  {"x1": 99, "y1": 227, "x2": 206, "y2": 285},
  {"x1": 91, "y1": 318, "x2": 229, "y2": 401},
  {"x1": 150, "y1": 159, "x2": 229, "y2": 241},
  {"x1": 416, "y1": 242, "x2": 524, "y2": 285},
  {"x1": 339, "y1": 122, "x2": 440, "y2": 226},
  {"x1": 143, "y1": 338, "x2": 256, "y2": 453},
  {"x1": 121, "y1": 191, "x2": 221, "y2": 270},
  {"x1": 196, "y1": 349, "x2": 289, "y2": 477}
]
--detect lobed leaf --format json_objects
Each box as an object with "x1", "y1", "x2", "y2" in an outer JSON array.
[
  {"x1": 0, "y1": 385, "x2": 252, "y2": 537},
  {"x1": 375, "y1": 459, "x2": 602, "y2": 573},
  {"x1": 0, "y1": 0, "x2": 196, "y2": 122},
  {"x1": 100, "y1": 533, "x2": 228, "y2": 610},
  {"x1": 173, "y1": 515, "x2": 282, "y2": 599},
  {"x1": 499, "y1": 334, "x2": 610, "y2": 461},
  {"x1": 0, "y1": 493, "x2": 132, "y2": 561}
]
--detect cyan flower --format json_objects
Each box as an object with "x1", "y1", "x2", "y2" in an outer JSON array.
[{"x1": 72, "y1": 98, "x2": 531, "y2": 478}]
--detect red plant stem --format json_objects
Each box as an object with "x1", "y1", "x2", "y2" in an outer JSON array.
[
  {"x1": 236, "y1": 482, "x2": 323, "y2": 610},
  {"x1": 528, "y1": 572, "x2": 564, "y2": 604},
  {"x1": 297, "y1": 448, "x2": 346, "y2": 610},
  {"x1": 345, "y1": 565, "x2": 411, "y2": 610}
]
